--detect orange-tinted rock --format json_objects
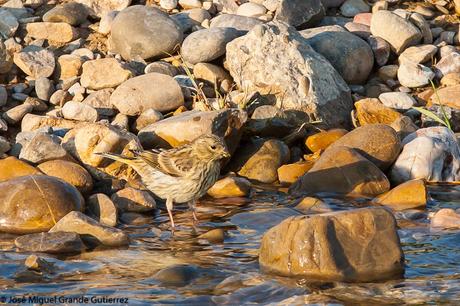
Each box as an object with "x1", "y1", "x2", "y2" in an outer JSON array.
[
  {"x1": 431, "y1": 208, "x2": 460, "y2": 229},
  {"x1": 259, "y1": 207, "x2": 404, "y2": 282},
  {"x1": 277, "y1": 162, "x2": 314, "y2": 184},
  {"x1": 374, "y1": 179, "x2": 427, "y2": 210},
  {"x1": 0, "y1": 156, "x2": 42, "y2": 182},
  {"x1": 111, "y1": 187, "x2": 156, "y2": 212},
  {"x1": 37, "y1": 160, "x2": 93, "y2": 194},
  {"x1": 305, "y1": 129, "x2": 348, "y2": 153},
  {"x1": 295, "y1": 196, "x2": 332, "y2": 214},
  {"x1": 354, "y1": 98, "x2": 402, "y2": 126},
  {"x1": 429, "y1": 85, "x2": 460, "y2": 109},
  {"x1": 290, "y1": 146, "x2": 390, "y2": 197},
  {"x1": 207, "y1": 176, "x2": 251, "y2": 198}
]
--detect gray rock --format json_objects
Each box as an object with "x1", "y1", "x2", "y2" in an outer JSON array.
[
  {"x1": 397, "y1": 61, "x2": 434, "y2": 88},
  {"x1": 226, "y1": 22, "x2": 353, "y2": 128},
  {"x1": 368, "y1": 35, "x2": 390, "y2": 67},
  {"x1": 144, "y1": 61, "x2": 180, "y2": 76},
  {"x1": 82, "y1": 88, "x2": 116, "y2": 116},
  {"x1": 13, "y1": 46, "x2": 55, "y2": 78},
  {"x1": 61, "y1": 101, "x2": 99, "y2": 122},
  {"x1": 110, "y1": 73, "x2": 184, "y2": 115},
  {"x1": 43, "y1": 2, "x2": 88, "y2": 26},
  {"x1": 182, "y1": 27, "x2": 242, "y2": 64},
  {"x1": 370, "y1": 10, "x2": 422, "y2": 54},
  {"x1": 171, "y1": 8, "x2": 211, "y2": 33},
  {"x1": 399, "y1": 44, "x2": 437, "y2": 64},
  {"x1": 0, "y1": 9, "x2": 19, "y2": 38},
  {"x1": 340, "y1": 0, "x2": 369, "y2": 17},
  {"x1": 409, "y1": 12, "x2": 432, "y2": 44},
  {"x1": 0, "y1": 136, "x2": 10, "y2": 154},
  {"x1": 109, "y1": 5, "x2": 182, "y2": 60},
  {"x1": 19, "y1": 132, "x2": 72, "y2": 164},
  {"x1": 300, "y1": 26, "x2": 374, "y2": 84},
  {"x1": 435, "y1": 52, "x2": 460, "y2": 78},
  {"x1": 274, "y1": 0, "x2": 324, "y2": 27},
  {"x1": 344, "y1": 22, "x2": 370, "y2": 39},
  {"x1": 379, "y1": 92, "x2": 416, "y2": 110},
  {"x1": 75, "y1": 0, "x2": 130, "y2": 17},
  {"x1": 0, "y1": 86, "x2": 7, "y2": 106},
  {"x1": 210, "y1": 14, "x2": 263, "y2": 32},
  {"x1": 236, "y1": 3, "x2": 266, "y2": 17},
  {"x1": 98, "y1": 10, "x2": 118, "y2": 34},
  {"x1": 87, "y1": 193, "x2": 118, "y2": 227},
  {"x1": 34, "y1": 77, "x2": 54, "y2": 101},
  {"x1": 49, "y1": 211, "x2": 129, "y2": 247},
  {"x1": 15, "y1": 232, "x2": 85, "y2": 254}
]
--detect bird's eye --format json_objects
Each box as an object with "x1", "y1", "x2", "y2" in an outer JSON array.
[{"x1": 210, "y1": 145, "x2": 217, "y2": 150}]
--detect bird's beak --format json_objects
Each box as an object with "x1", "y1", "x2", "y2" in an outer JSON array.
[{"x1": 222, "y1": 150, "x2": 231, "y2": 158}]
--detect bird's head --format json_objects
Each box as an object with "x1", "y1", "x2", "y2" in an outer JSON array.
[{"x1": 192, "y1": 134, "x2": 230, "y2": 161}]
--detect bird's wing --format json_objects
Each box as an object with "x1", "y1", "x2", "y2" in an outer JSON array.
[{"x1": 134, "y1": 149, "x2": 193, "y2": 177}]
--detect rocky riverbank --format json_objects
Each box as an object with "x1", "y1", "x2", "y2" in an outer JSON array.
[{"x1": 2, "y1": 0, "x2": 460, "y2": 301}]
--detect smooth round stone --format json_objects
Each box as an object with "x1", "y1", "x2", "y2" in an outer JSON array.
[
  {"x1": 160, "y1": 0, "x2": 178, "y2": 10},
  {"x1": 15, "y1": 232, "x2": 85, "y2": 254},
  {"x1": 399, "y1": 44, "x2": 437, "y2": 65},
  {"x1": 61, "y1": 101, "x2": 98, "y2": 122},
  {"x1": 144, "y1": 61, "x2": 180, "y2": 76},
  {"x1": 379, "y1": 92, "x2": 416, "y2": 110},
  {"x1": 0, "y1": 175, "x2": 84, "y2": 234},
  {"x1": 198, "y1": 228, "x2": 225, "y2": 243},
  {"x1": 109, "y1": 5, "x2": 183, "y2": 60},
  {"x1": 25, "y1": 22, "x2": 79, "y2": 43},
  {"x1": 98, "y1": 10, "x2": 118, "y2": 35},
  {"x1": 0, "y1": 156, "x2": 42, "y2": 182},
  {"x1": 182, "y1": 27, "x2": 242, "y2": 64},
  {"x1": 178, "y1": 0, "x2": 202, "y2": 9},
  {"x1": 237, "y1": 2, "x2": 267, "y2": 17},
  {"x1": 34, "y1": 77, "x2": 54, "y2": 101},
  {"x1": 170, "y1": 8, "x2": 211, "y2": 32},
  {"x1": 43, "y1": 2, "x2": 88, "y2": 26},
  {"x1": 110, "y1": 73, "x2": 184, "y2": 115},
  {"x1": 340, "y1": 0, "x2": 370, "y2": 17},
  {"x1": 274, "y1": 0, "x2": 324, "y2": 28},
  {"x1": 210, "y1": 14, "x2": 263, "y2": 32},
  {"x1": 397, "y1": 62, "x2": 435, "y2": 88},
  {"x1": 153, "y1": 265, "x2": 199, "y2": 286},
  {"x1": 133, "y1": 108, "x2": 164, "y2": 132},
  {"x1": 37, "y1": 160, "x2": 93, "y2": 194},
  {"x1": 111, "y1": 187, "x2": 156, "y2": 213},
  {"x1": 82, "y1": 88, "x2": 115, "y2": 116}
]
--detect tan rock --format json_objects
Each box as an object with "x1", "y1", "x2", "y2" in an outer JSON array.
[
  {"x1": 290, "y1": 146, "x2": 390, "y2": 197},
  {"x1": 111, "y1": 187, "x2": 156, "y2": 212},
  {"x1": 390, "y1": 116, "x2": 418, "y2": 140},
  {"x1": 277, "y1": 162, "x2": 314, "y2": 184},
  {"x1": 37, "y1": 160, "x2": 93, "y2": 194},
  {"x1": 0, "y1": 175, "x2": 84, "y2": 234},
  {"x1": 2, "y1": 103, "x2": 33, "y2": 124},
  {"x1": 259, "y1": 207, "x2": 404, "y2": 282},
  {"x1": 431, "y1": 208, "x2": 460, "y2": 229},
  {"x1": 207, "y1": 176, "x2": 251, "y2": 198},
  {"x1": 21, "y1": 114, "x2": 77, "y2": 132},
  {"x1": 305, "y1": 128, "x2": 348, "y2": 153},
  {"x1": 80, "y1": 58, "x2": 132, "y2": 90},
  {"x1": 13, "y1": 46, "x2": 55, "y2": 78},
  {"x1": 295, "y1": 196, "x2": 332, "y2": 214},
  {"x1": 354, "y1": 98, "x2": 402, "y2": 126},
  {"x1": 198, "y1": 228, "x2": 225, "y2": 243},
  {"x1": 26, "y1": 22, "x2": 79, "y2": 43},
  {"x1": 56, "y1": 54, "x2": 82, "y2": 80},
  {"x1": 429, "y1": 85, "x2": 460, "y2": 109},
  {"x1": 374, "y1": 179, "x2": 427, "y2": 210},
  {"x1": 0, "y1": 156, "x2": 42, "y2": 182},
  {"x1": 440, "y1": 73, "x2": 460, "y2": 87},
  {"x1": 87, "y1": 193, "x2": 118, "y2": 227},
  {"x1": 193, "y1": 62, "x2": 232, "y2": 92},
  {"x1": 328, "y1": 123, "x2": 401, "y2": 171}
]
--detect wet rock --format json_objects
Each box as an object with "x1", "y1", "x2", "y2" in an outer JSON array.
[
  {"x1": 43, "y1": 2, "x2": 88, "y2": 26},
  {"x1": 21, "y1": 114, "x2": 77, "y2": 132},
  {"x1": 290, "y1": 146, "x2": 390, "y2": 196},
  {"x1": 0, "y1": 175, "x2": 84, "y2": 234},
  {"x1": 198, "y1": 228, "x2": 225, "y2": 243},
  {"x1": 26, "y1": 22, "x2": 79, "y2": 43},
  {"x1": 329, "y1": 124, "x2": 401, "y2": 171},
  {"x1": 182, "y1": 27, "x2": 241, "y2": 64},
  {"x1": 37, "y1": 160, "x2": 93, "y2": 194},
  {"x1": 2, "y1": 103, "x2": 33, "y2": 125},
  {"x1": 75, "y1": 0, "x2": 130, "y2": 17},
  {"x1": 82, "y1": 88, "x2": 116, "y2": 116},
  {"x1": 109, "y1": 5, "x2": 182, "y2": 61},
  {"x1": 391, "y1": 127, "x2": 460, "y2": 184},
  {"x1": 210, "y1": 14, "x2": 263, "y2": 32},
  {"x1": 305, "y1": 129, "x2": 348, "y2": 153},
  {"x1": 13, "y1": 46, "x2": 55, "y2": 78},
  {"x1": 399, "y1": 44, "x2": 437, "y2": 65},
  {"x1": 49, "y1": 211, "x2": 128, "y2": 247},
  {"x1": 24, "y1": 255, "x2": 54, "y2": 272},
  {"x1": 259, "y1": 207, "x2": 404, "y2": 282},
  {"x1": 278, "y1": 162, "x2": 314, "y2": 184},
  {"x1": 354, "y1": 98, "x2": 402, "y2": 126},
  {"x1": 15, "y1": 232, "x2": 85, "y2": 254},
  {"x1": 370, "y1": 10, "x2": 422, "y2": 54},
  {"x1": 138, "y1": 109, "x2": 246, "y2": 152},
  {"x1": 340, "y1": 0, "x2": 369, "y2": 17},
  {"x1": 110, "y1": 73, "x2": 184, "y2": 115},
  {"x1": 111, "y1": 187, "x2": 156, "y2": 212},
  {"x1": 431, "y1": 208, "x2": 460, "y2": 229},
  {"x1": 226, "y1": 22, "x2": 352, "y2": 128},
  {"x1": 228, "y1": 138, "x2": 289, "y2": 183},
  {"x1": 274, "y1": 0, "x2": 324, "y2": 27},
  {"x1": 374, "y1": 179, "x2": 427, "y2": 210},
  {"x1": 0, "y1": 156, "x2": 42, "y2": 182},
  {"x1": 119, "y1": 212, "x2": 151, "y2": 225},
  {"x1": 80, "y1": 58, "x2": 132, "y2": 90},
  {"x1": 397, "y1": 62, "x2": 434, "y2": 88},
  {"x1": 379, "y1": 92, "x2": 416, "y2": 110},
  {"x1": 295, "y1": 196, "x2": 333, "y2": 214},
  {"x1": 300, "y1": 26, "x2": 374, "y2": 84},
  {"x1": 207, "y1": 176, "x2": 251, "y2": 198},
  {"x1": 0, "y1": 9, "x2": 18, "y2": 38},
  {"x1": 19, "y1": 132, "x2": 73, "y2": 164},
  {"x1": 237, "y1": 2, "x2": 266, "y2": 17},
  {"x1": 132, "y1": 108, "x2": 164, "y2": 132},
  {"x1": 87, "y1": 193, "x2": 117, "y2": 227},
  {"x1": 34, "y1": 77, "x2": 54, "y2": 101},
  {"x1": 153, "y1": 265, "x2": 199, "y2": 286}
]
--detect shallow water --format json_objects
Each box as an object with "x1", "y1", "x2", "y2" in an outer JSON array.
[{"x1": 1, "y1": 185, "x2": 460, "y2": 305}]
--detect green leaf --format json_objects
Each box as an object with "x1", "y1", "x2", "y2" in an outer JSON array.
[{"x1": 412, "y1": 106, "x2": 449, "y2": 128}]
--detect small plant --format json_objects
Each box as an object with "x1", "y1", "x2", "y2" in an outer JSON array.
[{"x1": 412, "y1": 80, "x2": 452, "y2": 130}]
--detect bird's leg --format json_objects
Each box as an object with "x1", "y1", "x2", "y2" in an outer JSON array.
[
  {"x1": 188, "y1": 199, "x2": 199, "y2": 225},
  {"x1": 166, "y1": 198, "x2": 175, "y2": 233}
]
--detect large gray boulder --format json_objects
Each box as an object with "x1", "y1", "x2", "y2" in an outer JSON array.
[{"x1": 226, "y1": 21, "x2": 353, "y2": 128}]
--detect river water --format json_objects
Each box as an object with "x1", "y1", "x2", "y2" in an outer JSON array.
[{"x1": 0, "y1": 185, "x2": 459, "y2": 305}]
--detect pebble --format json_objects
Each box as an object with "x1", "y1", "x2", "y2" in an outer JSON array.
[
  {"x1": 379, "y1": 92, "x2": 417, "y2": 110},
  {"x1": 62, "y1": 101, "x2": 99, "y2": 122},
  {"x1": 87, "y1": 193, "x2": 118, "y2": 227},
  {"x1": 237, "y1": 2, "x2": 267, "y2": 17},
  {"x1": 399, "y1": 44, "x2": 437, "y2": 64},
  {"x1": 13, "y1": 46, "x2": 55, "y2": 78},
  {"x1": 34, "y1": 77, "x2": 54, "y2": 101},
  {"x1": 153, "y1": 265, "x2": 199, "y2": 286},
  {"x1": 207, "y1": 176, "x2": 251, "y2": 198},
  {"x1": 43, "y1": 2, "x2": 89, "y2": 26},
  {"x1": 98, "y1": 11, "x2": 118, "y2": 35},
  {"x1": 160, "y1": 0, "x2": 178, "y2": 10},
  {"x1": 82, "y1": 88, "x2": 116, "y2": 116},
  {"x1": 2, "y1": 103, "x2": 33, "y2": 124},
  {"x1": 75, "y1": 0, "x2": 130, "y2": 17},
  {"x1": 111, "y1": 187, "x2": 157, "y2": 212},
  {"x1": 19, "y1": 132, "x2": 72, "y2": 164},
  {"x1": 340, "y1": 0, "x2": 370, "y2": 17},
  {"x1": 133, "y1": 108, "x2": 164, "y2": 132},
  {"x1": 198, "y1": 228, "x2": 225, "y2": 243},
  {"x1": 25, "y1": 22, "x2": 79, "y2": 43},
  {"x1": 56, "y1": 54, "x2": 83, "y2": 80},
  {"x1": 80, "y1": 58, "x2": 132, "y2": 90},
  {"x1": 397, "y1": 62, "x2": 435, "y2": 88},
  {"x1": 210, "y1": 14, "x2": 263, "y2": 31}
]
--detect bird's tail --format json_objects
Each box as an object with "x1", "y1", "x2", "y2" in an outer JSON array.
[{"x1": 94, "y1": 152, "x2": 137, "y2": 166}]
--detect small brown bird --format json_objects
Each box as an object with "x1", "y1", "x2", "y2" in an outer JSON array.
[{"x1": 97, "y1": 134, "x2": 230, "y2": 231}]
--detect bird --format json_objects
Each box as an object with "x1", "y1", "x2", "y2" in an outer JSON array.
[{"x1": 96, "y1": 134, "x2": 230, "y2": 232}]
